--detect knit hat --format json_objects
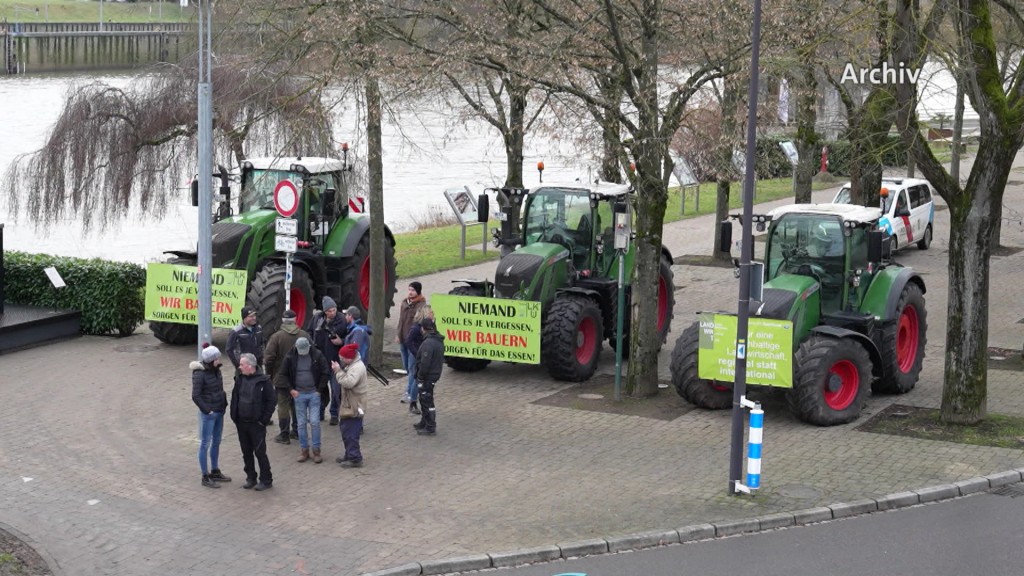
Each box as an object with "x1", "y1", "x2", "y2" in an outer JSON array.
[
  {"x1": 322, "y1": 296, "x2": 338, "y2": 311},
  {"x1": 282, "y1": 309, "x2": 297, "y2": 324},
  {"x1": 201, "y1": 345, "x2": 221, "y2": 363},
  {"x1": 409, "y1": 281, "x2": 423, "y2": 295},
  {"x1": 241, "y1": 305, "x2": 256, "y2": 319},
  {"x1": 343, "y1": 306, "x2": 361, "y2": 320},
  {"x1": 295, "y1": 337, "x2": 311, "y2": 355},
  {"x1": 339, "y1": 343, "x2": 359, "y2": 360},
  {"x1": 420, "y1": 317, "x2": 436, "y2": 331}
]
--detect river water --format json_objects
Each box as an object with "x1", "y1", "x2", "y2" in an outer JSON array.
[{"x1": 0, "y1": 67, "x2": 970, "y2": 263}]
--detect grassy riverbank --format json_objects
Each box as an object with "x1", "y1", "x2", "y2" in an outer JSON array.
[
  {"x1": 0, "y1": 0, "x2": 190, "y2": 23},
  {"x1": 393, "y1": 176, "x2": 835, "y2": 279}
]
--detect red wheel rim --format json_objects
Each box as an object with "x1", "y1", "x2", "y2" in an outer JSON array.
[
  {"x1": 290, "y1": 288, "x2": 308, "y2": 325},
  {"x1": 824, "y1": 359, "x2": 859, "y2": 410},
  {"x1": 359, "y1": 255, "x2": 371, "y2": 310},
  {"x1": 576, "y1": 315, "x2": 598, "y2": 365},
  {"x1": 710, "y1": 381, "x2": 731, "y2": 392},
  {"x1": 657, "y1": 274, "x2": 669, "y2": 332},
  {"x1": 896, "y1": 304, "x2": 919, "y2": 373},
  {"x1": 358, "y1": 254, "x2": 392, "y2": 312}
]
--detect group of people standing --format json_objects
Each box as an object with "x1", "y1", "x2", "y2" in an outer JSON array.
[{"x1": 190, "y1": 281, "x2": 444, "y2": 490}]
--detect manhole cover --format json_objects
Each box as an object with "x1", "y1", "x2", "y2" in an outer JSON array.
[
  {"x1": 773, "y1": 484, "x2": 824, "y2": 500},
  {"x1": 114, "y1": 344, "x2": 161, "y2": 353},
  {"x1": 578, "y1": 393, "x2": 604, "y2": 400}
]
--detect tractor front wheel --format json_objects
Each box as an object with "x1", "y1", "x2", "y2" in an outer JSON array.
[
  {"x1": 150, "y1": 257, "x2": 199, "y2": 345},
  {"x1": 670, "y1": 321, "x2": 732, "y2": 409},
  {"x1": 788, "y1": 335, "x2": 872, "y2": 426},
  {"x1": 443, "y1": 286, "x2": 491, "y2": 373},
  {"x1": 873, "y1": 282, "x2": 927, "y2": 394},
  {"x1": 543, "y1": 294, "x2": 603, "y2": 381},
  {"x1": 336, "y1": 230, "x2": 397, "y2": 319},
  {"x1": 249, "y1": 263, "x2": 315, "y2": 337}
]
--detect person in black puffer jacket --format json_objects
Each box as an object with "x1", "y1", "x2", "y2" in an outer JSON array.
[
  {"x1": 413, "y1": 318, "x2": 446, "y2": 436},
  {"x1": 192, "y1": 345, "x2": 231, "y2": 489},
  {"x1": 230, "y1": 353, "x2": 276, "y2": 491}
]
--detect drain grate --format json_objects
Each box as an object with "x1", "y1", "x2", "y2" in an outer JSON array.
[{"x1": 991, "y1": 483, "x2": 1024, "y2": 498}]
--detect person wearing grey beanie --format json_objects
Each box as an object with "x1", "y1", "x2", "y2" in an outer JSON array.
[{"x1": 191, "y1": 345, "x2": 231, "y2": 488}]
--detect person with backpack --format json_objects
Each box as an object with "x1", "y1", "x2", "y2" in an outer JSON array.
[{"x1": 343, "y1": 306, "x2": 372, "y2": 362}]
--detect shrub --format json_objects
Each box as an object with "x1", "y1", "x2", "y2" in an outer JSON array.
[
  {"x1": 754, "y1": 136, "x2": 794, "y2": 179},
  {"x1": 3, "y1": 251, "x2": 145, "y2": 336}
]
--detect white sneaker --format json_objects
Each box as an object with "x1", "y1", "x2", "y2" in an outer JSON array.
[
  {"x1": 393, "y1": 368, "x2": 408, "y2": 375},
  {"x1": 400, "y1": 395, "x2": 410, "y2": 403}
]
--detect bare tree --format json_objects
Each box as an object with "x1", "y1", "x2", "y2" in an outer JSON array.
[
  {"x1": 3, "y1": 57, "x2": 333, "y2": 231},
  {"x1": 893, "y1": 0, "x2": 1024, "y2": 424}
]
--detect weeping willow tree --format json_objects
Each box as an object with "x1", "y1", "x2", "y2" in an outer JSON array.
[{"x1": 3, "y1": 56, "x2": 333, "y2": 231}]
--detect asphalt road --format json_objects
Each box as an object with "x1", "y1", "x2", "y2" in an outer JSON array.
[{"x1": 485, "y1": 488, "x2": 1024, "y2": 576}]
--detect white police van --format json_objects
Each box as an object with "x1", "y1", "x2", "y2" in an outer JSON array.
[{"x1": 832, "y1": 177, "x2": 935, "y2": 252}]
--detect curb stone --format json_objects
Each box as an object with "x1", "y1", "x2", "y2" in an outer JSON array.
[
  {"x1": 0, "y1": 521, "x2": 63, "y2": 576},
  {"x1": 362, "y1": 476, "x2": 1024, "y2": 575}
]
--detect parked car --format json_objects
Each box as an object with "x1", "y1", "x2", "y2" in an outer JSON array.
[{"x1": 832, "y1": 177, "x2": 935, "y2": 251}]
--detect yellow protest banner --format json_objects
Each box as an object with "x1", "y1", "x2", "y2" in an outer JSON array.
[
  {"x1": 144, "y1": 263, "x2": 248, "y2": 329},
  {"x1": 431, "y1": 293, "x2": 542, "y2": 364}
]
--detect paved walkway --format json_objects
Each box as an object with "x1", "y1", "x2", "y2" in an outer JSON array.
[{"x1": 1, "y1": 155, "x2": 1023, "y2": 576}]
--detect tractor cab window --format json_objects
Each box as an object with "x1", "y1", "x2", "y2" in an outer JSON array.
[
  {"x1": 766, "y1": 213, "x2": 846, "y2": 311},
  {"x1": 240, "y1": 169, "x2": 298, "y2": 213},
  {"x1": 524, "y1": 188, "x2": 591, "y2": 246}
]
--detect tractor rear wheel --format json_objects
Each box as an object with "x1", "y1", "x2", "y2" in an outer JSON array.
[
  {"x1": 873, "y1": 282, "x2": 927, "y2": 394},
  {"x1": 608, "y1": 252, "x2": 675, "y2": 355},
  {"x1": 443, "y1": 286, "x2": 491, "y2": 373},
  {"x1": 249, "y1": 263, "x2": 315, "y2": 337},
  {"x1": 543, "y1": 294, "x2": 603, "y2": 381},
  {"x1": 788, "y1": 335, "x2": 872, "y2": 426},
  {"x1": 670, "y1": 321, "x2": 732, "y2": 409},
  {"x1": 336, "y1": 231, "x2": 398, "y2": 319},
  {"x1": 149, "y1": 257, "x2": 199, "y2": 345}
]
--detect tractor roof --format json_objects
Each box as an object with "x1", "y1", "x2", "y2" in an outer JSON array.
[
  {"x1": 767, "y1": 202, "x2": 882, "y2": 225},
  {"x1": 242, "y1": 156, "x2": 345, "y2": 174},
  {"x1": 532, "y1": 181, "x2": 631, "y2": 199}
]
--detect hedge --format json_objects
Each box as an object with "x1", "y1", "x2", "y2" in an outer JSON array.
[{"x1": 3, "y1": 251, "x2": 145, "y2": 336}]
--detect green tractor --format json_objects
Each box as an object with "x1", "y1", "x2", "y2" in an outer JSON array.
[
  {"x1": 149, "y1": 156, "x2": 397, "y2": 344},
  {"x1": 447, "y1": 183, "x2": 675, "y2": 381},
  {"x1": 671, "y1": 203, "x2": 927, "y2": 426}
]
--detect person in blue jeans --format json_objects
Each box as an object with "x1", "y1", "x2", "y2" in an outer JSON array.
[
  {"x1": 395, "y1": 282, "x2": 426, "y2": 411},
  {"x1": 191, "y1": 345, "x2": 232, "y2": 488},
  {"x1": 283, "y1": 337, "x2": 329, "y2": 463},
  {"x1": 403, "y1": 305, "x2": 434, "y2": 416}
]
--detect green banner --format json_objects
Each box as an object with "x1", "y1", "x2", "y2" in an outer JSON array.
[
  {"x1": 144, "y1": 263, "x2": 248, "y2": 329},
  {"x1": 431, "y1": 293, "x2": 542, "y2": 364},
  {"x1": 697, "y1": 313, "x2": 794, "y2": 388}
]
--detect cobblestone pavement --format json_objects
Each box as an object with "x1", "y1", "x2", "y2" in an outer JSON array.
[{"x1": 1, "y1": 155, "x2": 1023, "y2": 575}]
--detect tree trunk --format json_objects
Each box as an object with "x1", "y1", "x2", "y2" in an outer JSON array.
[
  {"x1": 713, "y1": 78, "x2": 741, "y2": 260},
  {"x1": 502, "y1": 80, "x2": 527, "y2": 188},
  {"x1": 791, "y1": 62, "x2": 819, "y2": 204},
  {"x1": 598, "y1": 73, "x2": 624, "y2": 183},
  {"x1": 713, "y1": 178, "x2": 731, "y2": 257},
  {"x1": 365, "y1": 75, "x2": 386, "y2": 368}
]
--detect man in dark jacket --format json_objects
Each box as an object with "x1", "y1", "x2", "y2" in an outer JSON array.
[
  {"x1": 230, "y1": 353, "x2": 276, "y2": 491},
  {"x1": 343, "y1": 306, "x2": 372, "y2": 363},
  {"x1": 413, "y1": 318, "x2": 446, "y2": 436},
  {"x1": 264, "y1": 309, "x2": 310, "y2": 444},
  {"x1": 226, "y1": 306, "x2": 265, "y2": 374},
  {"x1": 306, "y1": 296, "x2": 347, "y2": 425},
  {"x1": 191, "y1": 345, "x2": 231, "y2": 488},
  {"x1": 283, "y1": 337, "x2": 330, "y2": 463}
]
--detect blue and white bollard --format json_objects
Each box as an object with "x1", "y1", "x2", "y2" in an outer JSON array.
[
  {"x1": 734, "y1": 396, "x2": 763, "y2": 494},
  {"x1": 746, "y1": 407, "x2": 763, "y2": 489}
]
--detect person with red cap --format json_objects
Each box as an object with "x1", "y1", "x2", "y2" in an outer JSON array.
[{"x1": 332, "y1": 342, "x2": 368, "y2": 467}]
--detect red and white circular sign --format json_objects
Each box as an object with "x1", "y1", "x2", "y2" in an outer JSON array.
[{"x1": 273, "y1": 180, "x2": 300, "y2": 217}]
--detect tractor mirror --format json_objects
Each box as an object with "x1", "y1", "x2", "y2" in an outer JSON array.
[
  {"x1": 868, "y1": 230, "x2": 885, "y2": 262},
  {"x1": 323, "y1": 188, "x2": 337, "y2": 215},
  {"x1": 477, "y1": 194, "x2": 489, "y2": 223},
  {"x1": 718, "y1": 220, "x2": 733, "y2": 254},
  {"x1": 190, "y1": 179, "x2": 199, "y2": 207}
]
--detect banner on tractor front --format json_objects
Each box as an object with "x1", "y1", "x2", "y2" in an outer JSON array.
[
  {"x1": 697, "y1": 313, "x2": 794, "y2": 388},
  {"x1": 144, "y1": 263, "x2": 248, "y2": 329},
  {"x1": 431, "y1": 293, "x2": 542, "y2": 364}
]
